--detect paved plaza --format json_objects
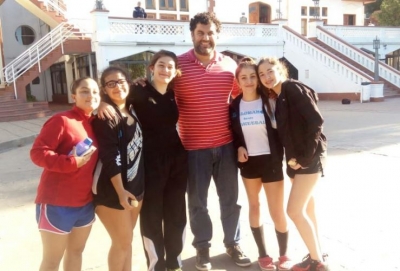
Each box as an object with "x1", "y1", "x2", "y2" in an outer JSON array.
[{"x1": 0, "y1": 99, "x2": 400, "y2": 271}]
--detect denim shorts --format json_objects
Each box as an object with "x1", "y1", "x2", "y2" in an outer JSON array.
[{"x1": 239, "y1": 154, "x2": 284, "y2": 183}]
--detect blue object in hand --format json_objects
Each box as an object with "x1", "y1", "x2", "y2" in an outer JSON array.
[{"x1": 70, "y1": 138, "x2": 93, "y2": 156}]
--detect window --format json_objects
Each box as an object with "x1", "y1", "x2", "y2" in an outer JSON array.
[
  {"x1": 15, "y1": 25, "x2": 35, "y2": 45},
  {"x1": 159, "y1": 0, "x2": 175, "y2": 10},
  {"x1": 180, "y1": 0, "x2": 188, "y2": 11},
  {"x1": 32, "y1": 77, "x2": 40, "y2": 85},
  {"x1": 146, "y1": 13, "x2": 156, "y2": 19},
  {"x1": 146, "y1": 0, "x2": 155, "y2": 9},
  {"x1": 301, "y1": 6, "x2": 307, "y2": 16},
  {"x1": 301, "y1": 19, "x2": 307, "y2": 36},
  {"x1": 343, "y1": 14, "x2": 356, "y2": 25},
  {"x1": 322, "y1": 7, "x2": 327, "y2": 17},
  {"x1": 180, "y1": 15, "x2": 189, "y2": 21},
  {"x1": 309, "y1": 7, "x2": 319, "y2": 17},
  {"x1": 160, "y1": 13, "x2": 177, "y2": 20}
]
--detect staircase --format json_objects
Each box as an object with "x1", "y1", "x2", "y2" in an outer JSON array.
[
  {"x1": 313, "y1": 39, "x2": 400, "y2": 98},
  {"x1": 0, "y1": 0, "x2": 92, "y2": 122},
  {"x1": 3, "y1": 37, "x2": 91, "y2": 100},
  {"x1": 15, "y1": 0, "x2": 67, "y2": 27},
  {"x1": 0, "y1": 89, "x2": 52, "y2": 121}
]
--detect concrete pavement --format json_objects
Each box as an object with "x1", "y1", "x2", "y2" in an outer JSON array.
[{"x1": 1, "y1": 99, "x2": 400, "y2": 270}]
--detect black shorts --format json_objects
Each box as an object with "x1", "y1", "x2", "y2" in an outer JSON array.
[
  {"x1": 239, "y1": 154, "x2": 283, "y2": 183},
  {"x1": 286, "y1": 151, "x2": 326, "y2": 179}
]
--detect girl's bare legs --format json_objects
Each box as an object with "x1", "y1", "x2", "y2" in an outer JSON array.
[
  {"x1": 290, "y1": 178, "x2": 322, "y2": 253},
  {"x1": 263, "y1": 180, "x2": 288, "y2": 233},
  {"x1": 242, "y1": 178, "x2": 263, "y2": 227},
  {"x1": 287, "y1": 173, "x2": 322, "y2": 261},
  {"x1": 63, "y1": 225, "x2": 92, "y2": 271},
  {"x1": 39, "y1": 232, "x2": 68, "y2": 271},
  {"x1": 96, "y1": 202, "x2": 142, "y2": 271}
]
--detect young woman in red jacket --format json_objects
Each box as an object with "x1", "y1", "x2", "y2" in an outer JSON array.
[{"x1": 31, "y1": 77, "x2": 100, "y2": 271}]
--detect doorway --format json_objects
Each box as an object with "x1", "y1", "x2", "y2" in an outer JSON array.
[
  {"x1": 343, "y1": 14, "x2": 356, "y2": 25},
  {"x1": 249, "y1": 2, "x2": 271, "y2": 23}
]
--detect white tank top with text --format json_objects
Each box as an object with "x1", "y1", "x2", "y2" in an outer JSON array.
[{"x1": 240, "y1": 98, "x2": 271, "y2": 156}]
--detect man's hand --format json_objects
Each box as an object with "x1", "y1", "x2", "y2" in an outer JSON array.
[{"x1": 238, "y1": 147, "x2": 248, "y2": 163}]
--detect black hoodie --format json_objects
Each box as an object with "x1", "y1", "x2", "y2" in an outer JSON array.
[{"x1": 133, "y1": 6, "x2": 147, "y2": 18}]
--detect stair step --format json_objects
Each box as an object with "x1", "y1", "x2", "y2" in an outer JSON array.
[
  {"x1": 0, "y1": 95, "x2": 19, "y2": 102},
  {"x1": 0, "y1": 110, "x2": 53, "y2": 122},
  {"x1": 313, "y1": 38, "x2": 400, "y2": 96},
  {"x1": 0, "y1": 101, "x2": 48, "y2": 110},
  {"x1": 0, "y1": 105, "x2": 50, "y2": 114}
]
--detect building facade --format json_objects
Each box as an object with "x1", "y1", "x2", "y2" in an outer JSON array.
[{"x1": 1, "y1": 0, "x2": 399, "y2": 110}]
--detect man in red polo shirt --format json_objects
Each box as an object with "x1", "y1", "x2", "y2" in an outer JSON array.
[{"x1": 174, "y1": 12, "x2": 251, "y2": 271}]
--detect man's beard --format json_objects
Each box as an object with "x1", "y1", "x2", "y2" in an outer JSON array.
[{"x1": 194, "y1": 42, "x2": 215, "y2": 56}]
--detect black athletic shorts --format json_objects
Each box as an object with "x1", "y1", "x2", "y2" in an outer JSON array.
[
  {"x1": 286, "y1": 151, "x2": 326, "y2": 179},
  {"x1": 238, "y1": 154, "x2": 283, "y2": 183}
]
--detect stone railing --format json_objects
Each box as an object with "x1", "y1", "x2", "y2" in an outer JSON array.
[
  {"x1": 323, "y1": 25, "x2": 400, "y2": 44},
  {"x1": 104, "y1": 17, "x2": 280, "y2": 44},
  {"x1": 283, "y1": 25, "x2": 372, "y2": 89},
  {"x1": 318, "y1": 26, "x2": 400, "y2": 88}
]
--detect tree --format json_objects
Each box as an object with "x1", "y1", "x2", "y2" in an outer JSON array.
[
  {"x1": 378, "y1": 0, "x2": 400, "y2": 26},
  {"x1": 365, "y1": 0, "x2": 383, "y2": 15}
]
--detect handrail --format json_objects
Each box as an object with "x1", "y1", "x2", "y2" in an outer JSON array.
[
  {"x1": 41, "y1": 0, "x2": 67, "y2": 17},
  {"x1": 282, "y1": 25, "x2": 372, "y2": 86},
  {"x1": 317, "y1": 26, "x2": 400, "y2": 88},
  {"x1": 0, "y1": 22, "x2": 81, "y2": 99}
]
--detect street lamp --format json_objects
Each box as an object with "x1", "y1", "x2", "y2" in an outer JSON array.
[
  {"x1": 94, "y1": 0, "x2": 105, "y2": 10},
  {"x1": 276, "y1": 0, "x2": 282, "y2": 19},
  {"x1": 373, "y1": 36, "x2": 380, "y2": 81},
  {"x1": 312, "y1": 0, "x2": 320, "y2": 19}
]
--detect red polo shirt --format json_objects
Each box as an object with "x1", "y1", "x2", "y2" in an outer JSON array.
[{"x1": 175, "y1": 49, "x2": 239, "y2": 150}]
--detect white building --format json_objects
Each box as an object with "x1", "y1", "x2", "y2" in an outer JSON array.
[{"x1": 0, "y1": 0, "x2": 400, "y2": 120}]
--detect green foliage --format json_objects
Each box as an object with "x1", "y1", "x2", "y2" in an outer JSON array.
[
  {"x1": 378, "y1": 0, "x2": 400, "y2": 26},
  {"x1": 27, "y1": 93, "x2": 37, "y2": 102},
  {"x1": 365, "y1": 0, "x2": 384, "y2": 15}
]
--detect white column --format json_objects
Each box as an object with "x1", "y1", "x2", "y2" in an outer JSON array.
[
  {"x1": 308, "y1": 19, "x2": 324, "y2": 38},
  {"x1": 65, "y1": 61, "x2": 74, "y2": 104},
  {"x1": 91, "y1": 9, "x2": 111, "y2": 79},
  {"x1": 88, "y1": 53, "x2": 93, "y2": 78}
]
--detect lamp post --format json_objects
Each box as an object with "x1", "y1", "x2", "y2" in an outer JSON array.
[
  {"x1": 94, "y1": 0, "x2": 105, "y2": 10},
  {"x1": 373, "y1": 36, "x2": 380, "y2": 81},
  {"x1": 276, "y1": 0, "x2": 282, "y2": 19},
  {"x1": 312, "y1": 0, "x2": 320, "y2": 19}
]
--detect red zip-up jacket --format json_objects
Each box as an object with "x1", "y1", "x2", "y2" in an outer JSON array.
[{"x1": 31, "y1": 106, "x2": 98, "y2": 207}]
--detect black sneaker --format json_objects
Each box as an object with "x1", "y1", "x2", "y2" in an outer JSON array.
[
  {"x1": 195, "y1": 248, "x2": 212, "y2": 271},
  {"x1": 292, "y1": 254, "x2": 329, "y2": 271},
  {"x1": 300, "y1": 253, "x2": 329, "y2": 264},
  {"x1": 226, "y1": 245, "x2": 251, "y2": 267}
]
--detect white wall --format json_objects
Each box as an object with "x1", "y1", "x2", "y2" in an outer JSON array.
[
  {"x1": 0, "y1": 0, "x2": 49, "y2": 65},
  {"x1": 0, "y1": 0, "x2": 51, "y2": 101}
]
